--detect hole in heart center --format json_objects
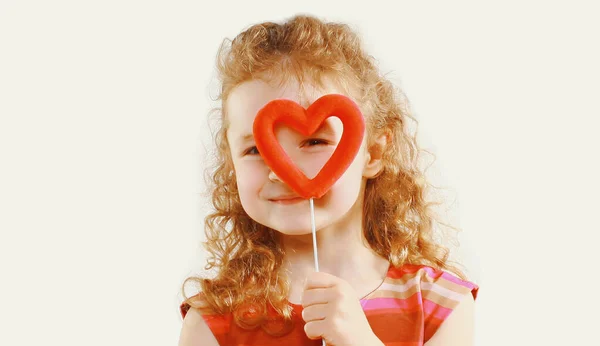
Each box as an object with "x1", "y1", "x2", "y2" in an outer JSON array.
[{"x1": 270, "y1": 116, "x2": 344, "y2": 180}]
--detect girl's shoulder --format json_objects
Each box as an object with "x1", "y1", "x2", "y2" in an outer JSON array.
[
  {"x1": 367, "y1": 263, "x2": 478, "y2": 343},
  {"x1": 179, "y1": 293, "x2": 228, "y2": 320},
  {"x1": 179, "y1": 294, "x2": 232, "y2": 345}
]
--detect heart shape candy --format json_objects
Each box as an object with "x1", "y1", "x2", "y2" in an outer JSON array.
[{"x1": 253, "y1": 94, "x2": 365, "y2": 199}]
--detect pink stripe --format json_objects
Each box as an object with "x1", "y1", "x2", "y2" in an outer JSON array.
[
  {"x1": 422, "y1": 299, "x2": 453, "y2": 320},
  {"x1": 361, "y1": 293, "x2": 423, "y2": 312},
  {"x1": 363, "y1": 294, "x2": 453, "y2": 320}
]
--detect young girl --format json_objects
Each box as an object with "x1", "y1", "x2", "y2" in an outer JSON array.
[{"x1": 178, "y1": 14, "x2": 478, "y2": 346}]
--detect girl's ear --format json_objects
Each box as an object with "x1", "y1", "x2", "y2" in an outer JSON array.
[{"x1": 363, "y1": 132, "x2": 389, "y2": 179}]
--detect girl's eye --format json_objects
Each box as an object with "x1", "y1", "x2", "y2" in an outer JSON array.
[
  {"x1": 243, "y1": 139, "x2": 327, "y2": 156},
  {"x1": 244, "y1": 146, "x2": 259, "y2": 156},
  {"x1": 304, "y1": 139, "x2": 328, "y2": 146}
]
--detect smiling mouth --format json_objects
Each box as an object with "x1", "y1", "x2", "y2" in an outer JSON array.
[{"x1": 269, "y1": 197, "x2": 305, "y2": 205}]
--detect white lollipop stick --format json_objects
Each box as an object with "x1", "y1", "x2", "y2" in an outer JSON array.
[
  {"x1": 309, "y1": 198, "x2": 326, "y2": 346},
  {"x1": 309, "y1": 198, "x2": 319, "y2": 272}
]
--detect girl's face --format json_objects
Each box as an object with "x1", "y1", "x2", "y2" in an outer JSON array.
[{"x1": 226, "y1": 77, "x2": 372, "y2": 236}]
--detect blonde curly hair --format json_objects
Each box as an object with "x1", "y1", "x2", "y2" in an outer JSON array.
[{"x1": 181, "y1": 14, "x2": 466, "y2": 335}]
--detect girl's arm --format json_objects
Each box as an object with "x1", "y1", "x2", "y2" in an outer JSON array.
[
  {"x1": 423, "y1": 294, "x2": 475, "y2": 346},
  {"x1": 177, "y1": 307, "x2": 220, "y2": 346}
]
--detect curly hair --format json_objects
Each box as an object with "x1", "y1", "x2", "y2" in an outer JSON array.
[{"x1": 181, "y1": 14, "x2": 467, "y2": 335}]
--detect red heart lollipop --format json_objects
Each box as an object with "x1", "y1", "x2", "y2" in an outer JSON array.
[{"x1": 253, "y1": 94, "x2": 365, "y2": 199}]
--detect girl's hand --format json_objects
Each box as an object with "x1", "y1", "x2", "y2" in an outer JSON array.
[{"x1": 301, "y1": 271, "x2": 384, "y2": 346}]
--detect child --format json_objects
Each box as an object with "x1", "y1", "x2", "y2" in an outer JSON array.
[{"x1": 178, "y1": 14, "x2": 478, "y2": 346}]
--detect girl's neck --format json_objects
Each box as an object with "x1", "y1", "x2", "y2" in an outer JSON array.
[{"x1": 281, "y1": 221, "x2": 390, "y2": 304}]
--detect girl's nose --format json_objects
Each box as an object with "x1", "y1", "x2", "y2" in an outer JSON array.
[{"x1": 268, "y1": 169, "x2": 281, "y2": 182}]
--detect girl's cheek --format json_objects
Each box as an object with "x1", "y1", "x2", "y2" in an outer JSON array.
[
  {"x1": 299, "y1": 151, "x2": 335, "y2": 179},
  {"x1": 252, "y1": 165, "x2": 271, "y2": 187},
  {"x1": 235, "y1": 162, "x2": 262, "y2": 187}
]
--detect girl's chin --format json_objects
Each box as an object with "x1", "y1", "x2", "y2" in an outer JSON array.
[
  {"x1": 271, "y1": 226, "x2": 315, "y2": 236},
  {"x1": 262, "y1": 217, "x2": 314, "y2": 234}
]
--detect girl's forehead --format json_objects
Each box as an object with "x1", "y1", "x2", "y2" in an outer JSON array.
[
  {"x1": 229, "y1": 78, "x2": 345, "y2": 111},
  {"x1": 226, "y1": 78, "x2": 349, "y2": 135}
]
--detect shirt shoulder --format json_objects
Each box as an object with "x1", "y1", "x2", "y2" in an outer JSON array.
[
  {"x1": 386, "y1": 264, "x2": 479, "y2": 300},
  {"x1": 362, "y1": 263, "x2": 478, "y2": 344},
  {"x1": 179, "y1": 294, "x2": 233, "y2": 345},
  {"x1": 388, "y1": 264, "x2": 478, "y2": 342}
]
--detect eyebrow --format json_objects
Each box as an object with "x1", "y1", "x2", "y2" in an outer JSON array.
[{"x1": 238, "y1": 133, "x2": 254, "y2": 144}]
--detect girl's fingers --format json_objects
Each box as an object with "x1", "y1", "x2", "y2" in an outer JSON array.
[
  {"x1": 301, "y1": 287, "x2": 329, "y2": 307},
  {"x1": 304, "y1": 271, "x2": 339, "y2": 290},
  {"x1": 301, "y1": 303, "x2": 327, "y2": 322},
  {"x1": 303, "y1": 318, "x2": 327, "y2": 340}
]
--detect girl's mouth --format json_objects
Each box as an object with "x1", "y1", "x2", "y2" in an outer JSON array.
[{"x1": 269, "y1": 197, "x2": 305, "y2": 205}]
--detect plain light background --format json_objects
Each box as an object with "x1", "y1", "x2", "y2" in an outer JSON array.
[{"x1": 1, "y1": 1, "x2": 598, "y2": 345}]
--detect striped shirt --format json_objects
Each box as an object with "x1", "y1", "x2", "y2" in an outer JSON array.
[{"x1": 180, "y1": 264, "x2": 478, "y2": 345}]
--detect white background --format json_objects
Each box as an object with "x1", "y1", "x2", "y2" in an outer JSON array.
[{"x1": 1, "y1": 1, "x2": 599, "y2": 345}]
